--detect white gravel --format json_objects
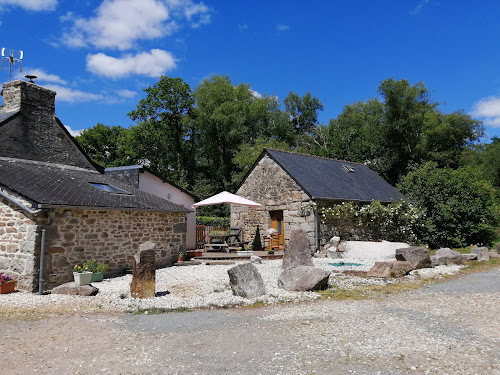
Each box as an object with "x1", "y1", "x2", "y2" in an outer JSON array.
[{"x1": 0, "y1": 258, "x2": 464, "y2": 312}]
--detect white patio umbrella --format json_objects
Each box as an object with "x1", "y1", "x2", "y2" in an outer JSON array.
[{"x1": 192, "y1": 191, "x2": 261, "y2": 208}]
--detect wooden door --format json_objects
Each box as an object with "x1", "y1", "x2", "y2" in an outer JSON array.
[{"x1": 270, "y1": 210, "x2": 285, "y2": 249}]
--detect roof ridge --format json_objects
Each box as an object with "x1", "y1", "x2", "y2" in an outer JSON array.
[
  {"x1": 0, "y1": 156, "x2": 100, "y2": 173},
  {"x1": 264, "y1": 148, "x2": 368, "y2": 167}
]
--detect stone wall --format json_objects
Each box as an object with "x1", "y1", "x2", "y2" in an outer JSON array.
[
  {"x1": 233, "y1": 154, "x2": 316, "y2": 251},
  {"x1": 43, "y1": 209, "x2": 187, "y2": 289},
  {"x1": 0, "y1": 80, "x2": 96, "y2": 170},
  {"x1": 0, "y1": 197, "x2": 38, "y2": 290}
]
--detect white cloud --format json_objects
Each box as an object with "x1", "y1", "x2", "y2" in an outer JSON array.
[
  {"x1": 410, "y1": 0, "x2": 431, "y2": 16},
  {"x1": 43, "y1": 84, "x2": 106, "y2": 103},
  {"x1": 14, "y1": 67, "x2": 67, "y2": 85},
  {"x1": 0, "y1": 0, "x2": 57, "y2": 11},
  {"x1": 471, "y1": 96, "x2": 500, "y2": 128},
  {"x1": 61, "y1": 0, "x2": 211, "y2": 50},
  {"x1": 64, "y1": 125, "x2": 83, "y2": 137},
  {"x1": 276, "y1": 24, "x2": 290, "y2": 31},
  {"x1": 86, "y1": 49, "x2": 176, "y2": 78},
  {"x1": 116, "y1": 89, "x2": 137, "y2": 98}
]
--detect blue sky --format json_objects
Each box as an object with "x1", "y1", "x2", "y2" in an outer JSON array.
[{"x1": 1, "y1": 0, "x2": 499, "y2": 140}]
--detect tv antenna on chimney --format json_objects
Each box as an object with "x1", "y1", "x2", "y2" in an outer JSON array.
[{"x1": 1, "y1": 48, "x2": 23, "y2": 81}]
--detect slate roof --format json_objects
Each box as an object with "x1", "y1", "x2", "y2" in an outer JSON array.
[
  {"x1": 0, "y1": 157, "x2": 190, "y2": 212},
  {"x1": 105, "y1": 165, "x2": 199, "y2": 201},
  {"x1": 0, "y1": 109, "x2": 19, "y2": 125},
  {"x1": 260, "y1": 149, "x2": 406, "y2": 202}
]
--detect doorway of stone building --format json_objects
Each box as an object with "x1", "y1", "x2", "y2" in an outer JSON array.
[{"x1": 269, "y1": 210, "x2": 285, "y2": 249}]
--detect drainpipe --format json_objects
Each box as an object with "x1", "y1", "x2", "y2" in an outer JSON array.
[
  {"x1": 0, "y1": 189, "x2": 41, "y2": 214},
  {"x1": 38, "y1": 229, "x2": 46, "y2": 295}
]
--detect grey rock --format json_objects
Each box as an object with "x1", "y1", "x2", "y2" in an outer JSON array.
[
  {"x1": 431, "y1": 248, "x2": 465, "y2": 266},
  {"x1": 250, "y1": 255, "x2": 262, "y2": 264},
  {"x1": 470, "y1": 247, "x2": 489, "y2": 261},
  {"x1": 278, "y1": 265, "x2": 330, "y2": 291},
  {"x1": 395, "y1": 246, "x2": 431, "y2": 269},
  {"x1": 227, "y1": 263, "x2": 266, "y2": 298},
  {"x1": 367, "y1": 261, "x2": 415, "y2": 278},
  {"x1": 489, "y1": 250, "x2": 500, "y2": 258},
  {"x1": 462, "y1": 254, "x2": 478, "y2": 261},
  {"x1": 51, "y1": 282, "x2": 98, "y2": 296},
  {"x1": 282, "y1": 229, "x2": 313, "y2": 270},
  {"x1": 327, "y1": 249, "x2": 343, "y2": 259}
]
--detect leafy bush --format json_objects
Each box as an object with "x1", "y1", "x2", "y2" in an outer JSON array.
[
  {"x1": 196, "y1": 216, "x2": 230, "y2": 227},
  {"x1": 320, "y1": 200, "x2": 422, "y2": 243},
  {"x1": 398, "y1": 162, "x2": 499, "y2": 248}
]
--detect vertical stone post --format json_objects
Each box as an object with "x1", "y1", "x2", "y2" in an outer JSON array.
[{"x1": 130, "y1": 241, "x2": 156, "y2": 299}]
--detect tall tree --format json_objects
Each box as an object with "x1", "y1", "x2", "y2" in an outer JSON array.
[
  {"x1": 284, "y1": 91, "x2": 324, "y2": 134},
  {"x1": 127, "y1": 76, "x2": 196, "y2": 188},
  {"x1": 75, "y1": 123, "x2": 130, "y2": 167},
  {"x1": 193, "y1": 75, "x2": 282, "y2": 193}
]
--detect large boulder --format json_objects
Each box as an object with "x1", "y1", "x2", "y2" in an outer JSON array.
[
  {"x1": 462, "y1": 254, "x2": 478, "y2": 261},
  {"x1": 431, "y1": 248, "x2": 465, "y2": 266},
  {"x1": 51, "y1": 282, "x2": 99, "y2": 296},
  {"x1": 470, "y1": 247, "x2": 489, "y2": 261},
  {"x1": 395, "y1": 246, "x2": 431, "y2": 269},
  {"x1": 227, "y1": 263, "x2": 266, "y2": 298},
  {"x1": 278, "y1": 266, "x2": 330, "y2": 291},
  {"x1": 367, "y1": 261, "x2": 414, "y2": 278},
  {"x1": 282, "y1": 229, "x2": 313, "y2": 270}
]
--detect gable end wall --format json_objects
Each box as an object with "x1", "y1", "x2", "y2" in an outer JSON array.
[{"x1": 232, "y1": 154, "x2": 315, "y2": 251}]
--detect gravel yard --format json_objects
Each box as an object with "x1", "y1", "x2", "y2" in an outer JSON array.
[
  {"x1": 0, "y1": 258, "x2": 464, "y2": 313},
  {"x1": 1, "y1": 265, "x2": 498, "y2": 375}
]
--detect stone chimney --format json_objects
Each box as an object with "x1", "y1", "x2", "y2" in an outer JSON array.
[
  {"x1": 1, "y1": 80, "x2": 56, "y2": 114},
  {"x1": 0, "y1": 80, "x2": 97, "y2": 170}
]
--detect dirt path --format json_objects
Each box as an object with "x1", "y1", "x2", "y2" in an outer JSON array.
[{"x1": 2, "y1": 269, "x2": 499, "y2": 375}]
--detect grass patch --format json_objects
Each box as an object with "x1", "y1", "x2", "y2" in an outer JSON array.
[
  {"x1": 130, "y1": 307, "x2": 191, "y2": 315},
  {"x1": 319, "y1": 279, "x2": 428, "y2": 301},
  {"x1": 242, "y1": 300, "x2": 267, "y2": 309}
]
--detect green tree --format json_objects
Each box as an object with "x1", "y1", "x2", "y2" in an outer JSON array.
[
  {"x1": 75, "y1": 123, "x2": 130, "y2": 167},
  {"x1": 462, "y1": 137, "x2": 500, "y2": 190},
  {"x1": 321, "y1": 78, "x2": 483, "y2": 185},
  {"x1": 284, "y1": 91, "x2": 324, "y2": 134},
  {"x1": 127, "y1": 76, "x2": 196, "y2": 188},
  {"x1": 398, "y1": 162, "x2": 498, "y2": 248},
  {"x1": 192, "y1": 75, "x2": 282, "y2": 193}
]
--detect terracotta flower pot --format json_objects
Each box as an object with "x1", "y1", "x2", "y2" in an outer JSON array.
[{"x1": 0, "y1": 282, "x2": 16, "y2": 294}]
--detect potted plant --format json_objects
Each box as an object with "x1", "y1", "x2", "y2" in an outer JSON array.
[
  {"x1": 0, "y1": 273, "x2": 17, "y2": 294},
  {"x1": 178, "y1": 251, "x2": 184, "y2": 262},
  {"x1": 209, "y1": 231, "x2": 224, "y2": 244},
  {"x1": 237, "y1": 244, "x2": 254, "y2": 256},
  {"x1": 82, "y1": 260, "x2": 107, "y2": 282},
  {"x1": 73, "y1": 264, "x2": 93, "y2": 286},
  {"x1": 268, "y1": 249, "x2": 275, "y2": 255}
]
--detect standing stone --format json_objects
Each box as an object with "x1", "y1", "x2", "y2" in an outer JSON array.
[
  {"x1": 470, "y1": 247, "x2": 490, "y2": 261},
  {"x1": 395, "y1": 246, "x2": 431, "y2": 269},
  {"x1": 130, "y1": 241, "x2": 156, "y2": 299},
  {"x1": 282, "y1": 229, "x2": 313, "y2": 270},
  {"x1": 227, "y1": 263, "x2": 266, "y2": 298}
]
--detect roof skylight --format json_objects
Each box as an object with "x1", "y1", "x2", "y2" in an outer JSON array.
[
  {"x1": 90, "y1": 183, "x2": 131, "y2": 195},
  {"x1": 342, "y1": 164, "x2": 355, "y2": 173}
]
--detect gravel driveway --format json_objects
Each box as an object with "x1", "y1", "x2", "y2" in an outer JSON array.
[{"x1": 2, "y1": 268, "x2": 499, "y2": 374}]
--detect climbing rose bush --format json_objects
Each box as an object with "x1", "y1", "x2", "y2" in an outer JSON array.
[{"x1": 320, "y1": 200, "x2": 423, "y2": 244}]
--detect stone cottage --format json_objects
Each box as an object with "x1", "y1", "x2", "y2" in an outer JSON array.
[
  {"x1": 0, "y1": 80, "x2": 190, "y2": 291},
  {"x1": 232, "y1": 148, "x2": 406, "y2": 252}
]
